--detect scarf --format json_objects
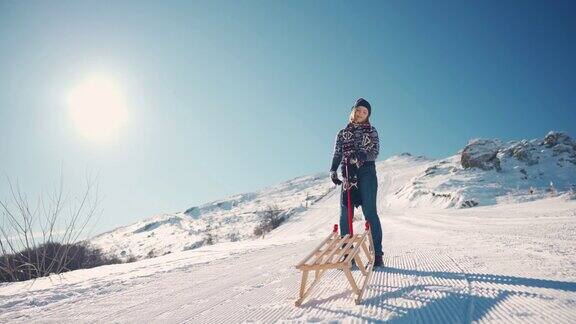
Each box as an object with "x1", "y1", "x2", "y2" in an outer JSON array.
[{"x1": 340, "y1": 121, "x2": 373, "y2": 209}]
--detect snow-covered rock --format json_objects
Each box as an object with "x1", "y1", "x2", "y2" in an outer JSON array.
[
  {"x1": 461, "y1": 138, "x2": 503, "y2": 171},
  {"x1": 396, "y1": 130, "x2": 576, "y2": 209}
]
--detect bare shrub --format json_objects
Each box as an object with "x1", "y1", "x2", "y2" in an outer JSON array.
[
  {"x1": 147, "y1": 249, "x2": 156, "y2": 259},
  {"x1": 126, "y1": 255, "x2": 138, "y2": 263},
  {"x1": 0, "y1": 241, "x2": 121, "y2": 282},
  {"x1": 0, "y1": 168, "x2": 111, "y2": 282},
  {"x1": 253, "y1": 204, "x2": 285, "y2": 237},
  {"x1": 226, "y1": 230, "x2": 240, "y2": 242},
  {"x1": 203, "y1": 223, "x2": 216, "y2": 245}
]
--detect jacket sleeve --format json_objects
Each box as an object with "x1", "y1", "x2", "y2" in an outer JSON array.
[
  {"x1": 330, "y1": 130, "x2": 343, "y2": 172},
  {"x1": 364, "y1": 127, "x2": 380, "y2": 160}
]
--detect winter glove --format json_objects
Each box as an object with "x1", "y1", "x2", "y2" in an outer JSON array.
[{"x1": 330, "y1": 171, "x2": 342, "y2": 185}]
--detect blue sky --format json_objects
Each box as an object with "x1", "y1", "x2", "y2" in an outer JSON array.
[{"x1": 1, "y1": 0, "x2": 575, "y2": 237}]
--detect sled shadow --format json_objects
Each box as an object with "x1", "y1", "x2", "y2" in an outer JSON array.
[
  {"x1": 381, "y1": 266, "x2": 576, "y2": 292},
  {"x1": 359, "y1": 266, "x2": 575, "y2": 323},
  {"x1": 304, "y1": 267, "x2": 575, "y2": 323}
]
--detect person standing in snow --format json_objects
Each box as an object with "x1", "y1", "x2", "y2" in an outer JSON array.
[{"x1": 329, "y1": 97, "x2": 384, "y2": 267}]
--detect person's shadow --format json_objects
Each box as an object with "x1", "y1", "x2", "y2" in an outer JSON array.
[{"x1": 306, "y1": 266, "x2": 576, "y2": 323}]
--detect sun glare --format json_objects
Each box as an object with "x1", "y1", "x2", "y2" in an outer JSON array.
[{"x1": 67, "y1": 74, "x2": 129, "y2": 142}]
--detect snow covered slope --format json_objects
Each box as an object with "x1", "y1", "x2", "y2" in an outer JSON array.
[
  {"x1": 88, "y1": 131, "x2": 576, "y2": 263},
  {"x1": 1, "y1": 147, "x2": 575, "y2": 322},
  {"x1": 88, "y1": 171, "x2": 334, "y2": 261},
  {"x1": 393, "y1": 131, "x2": 576, "y2": 209}
]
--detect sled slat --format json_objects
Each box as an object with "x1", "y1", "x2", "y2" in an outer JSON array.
[
  {"x1": 320, "y1": 235, "x2": 354, "y2": 266},
  {"x1": 294, "y1": 225, "x2": 376, "y2": 306},
  {"x1": 309, "y1": 234, "x2": 349, "y2": 266},
  {"x1": 332, "y1": 235, "x2": 361, "y2": 264},
  {"x1": 296, "y1": 232, "x2": 337, "y2": 268},
  {"x1": 343, "y1": 233, "x2": 367, "y2": 264}
]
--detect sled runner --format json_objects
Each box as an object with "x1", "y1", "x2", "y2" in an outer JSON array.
[{"x1": 294, "y1": 222, "x2": 375, "y2": 306}]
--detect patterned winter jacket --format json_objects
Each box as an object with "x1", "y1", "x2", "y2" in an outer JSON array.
[{"x1": 330, "y1": 122, "x2": 380, "y2": 172}]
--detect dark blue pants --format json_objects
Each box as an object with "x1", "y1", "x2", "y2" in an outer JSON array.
[{"x1": 339, "y1": 162, "x2": 383, "y2": 257}]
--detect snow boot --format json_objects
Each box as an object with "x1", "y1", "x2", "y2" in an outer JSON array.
[{"x1": 374, "y1": 255, "x2": 383, "y2": 267}]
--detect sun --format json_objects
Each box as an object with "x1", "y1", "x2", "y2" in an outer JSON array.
[{"x1": 67, "y1": 74, "x2": 129, "y2": 142}]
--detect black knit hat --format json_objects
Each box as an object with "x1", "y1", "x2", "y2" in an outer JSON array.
[{"x1": 351, "y1": 97, "x2": 372, "y2": 116}]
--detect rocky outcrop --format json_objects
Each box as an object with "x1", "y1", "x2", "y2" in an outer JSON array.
[
  {"x1": 543, "y1": 132, "x2": 576, "y2": 164},
  {"x1": 543, "y1": 131, "x2": 575, "y2": 148},
  {"x1": 460, "y1": 139, "x2": 502, "y2": 171},
  {"x1": 461, "y1": 131, "x2": 576, "y2": 171},
  {"x1": 499, "y1": 140, "x2": 539, "y2": 166}
]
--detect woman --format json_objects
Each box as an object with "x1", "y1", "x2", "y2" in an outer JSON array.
[{"x1": 329, "y1": 97, "x2": 383, "y2": 267}]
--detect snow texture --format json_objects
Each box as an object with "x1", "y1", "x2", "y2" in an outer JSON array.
[{"x1": 1, "y1": 131, "x2": 575, "y2": 323}]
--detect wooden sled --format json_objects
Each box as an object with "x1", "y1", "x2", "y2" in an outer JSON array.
[{"x1": 294, "y1": 222, "x2": 375, "y2": 306}]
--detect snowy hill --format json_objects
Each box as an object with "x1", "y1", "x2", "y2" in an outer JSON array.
[
  {"x1": 393, "y1": 130, "x2": 576, "y2": 209},
  {"x1": 1, "y1": 131, "x2": 575, "y2": 323},
  {"x1": 88, "y1": 131, "x2": 576, "y2": 262},
  {"x1": 89, "y1": 172, "x2": 334, "y2": 261}
]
